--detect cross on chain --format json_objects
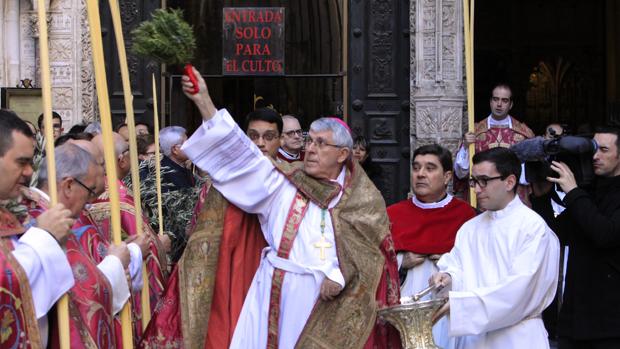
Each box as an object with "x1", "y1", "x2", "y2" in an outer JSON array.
[{"x1": 313, "y1": 235, "x2": 332, "y2": 261}]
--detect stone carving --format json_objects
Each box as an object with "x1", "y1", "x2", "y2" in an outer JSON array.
[
  {"x1": 411, "y1": 0, "x2": 465, "y2": 169},
  {"x1": 79, "y1": 0, "x2": 96, "y2": 122},
  {"x1": 50, "y1": 38, "x2": 72, "y2": 61},
  {"x1": 52, "y1": 87, "x2": 72, "y2": 108}
]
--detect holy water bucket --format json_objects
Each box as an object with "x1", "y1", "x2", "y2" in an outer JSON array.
[{"x1": 377, "y1": 297, "x2": 447, "y2": 349}]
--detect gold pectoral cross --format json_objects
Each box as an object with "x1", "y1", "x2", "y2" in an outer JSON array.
[{"x1": 313, "y1": 235, "x2": 333, "y2": 261}]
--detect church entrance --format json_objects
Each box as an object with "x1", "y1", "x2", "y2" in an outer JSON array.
[{"x1": 473, "y1": 0, "x2": 620, "y2": 135}]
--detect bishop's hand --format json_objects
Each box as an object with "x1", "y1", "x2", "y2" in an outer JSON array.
[
  {"x1": 182, "y1": 66, "x2": 217, "y2": 121},
  {"x1": 319, "y1": 278, "x2": 343, "y2": 302}
]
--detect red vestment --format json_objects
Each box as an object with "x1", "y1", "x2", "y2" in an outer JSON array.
[
  {"x1": 388, "y1": 197, "x2": 476, "y2": 254},
  {"x1": 140, "y1": 184, "x2": 266, "y2": 348},
  {"x1": 21, "y1": 191, "x2": 117, "y2": 349},
  {"x1": 455, "y1": 116, "x2": 535, "y2": 204},
  {"x1": 0, "y1": 207, "x2": 42, "y2": 348},
  {"x1": 89, "y1": 179, "x2": 168, "y2": 343}
]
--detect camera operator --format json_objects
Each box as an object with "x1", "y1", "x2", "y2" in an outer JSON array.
[{"x1": 536, "y1": 126, "x2": 620, "y2": 348}]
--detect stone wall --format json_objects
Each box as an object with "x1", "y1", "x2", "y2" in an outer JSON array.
[
  {"x1": 0, "y1": 0, "x2": 95, "y2": 127},
  {"x1": 410, "y1": 0, "x2": 466, "y2": 159}
]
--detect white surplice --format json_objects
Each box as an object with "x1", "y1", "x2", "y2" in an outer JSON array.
[
  {"x1": 437, "y1": 196, "x2": 559, "y2": 349},
  {"x1": 182, "y1": 109, "x2": 346, "y2": 349},
  {"x1": 11, "y1": 218, "x2": 74, "y2": 346}
]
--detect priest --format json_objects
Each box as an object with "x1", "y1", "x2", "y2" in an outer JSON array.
[
  {"x1": 0, "y1": 109, "x2": 75, "y2": 347},
  {"x1": 453, "y1": 84, "x2": 534, "y2": 203},
  {"x1": 88, "y1": 132, "x2": 169, "y2": 343},
  {"x1": 22, "y1": 143, "x2": 132, "y2": 347},
  {"x1": 388, "y1": 144, "x2": 475, "y2": 348},
  {"x1": 179, "y1": 68, "x2": 397, "y2": 348},
  {"x1": 431, "y1": 148, "x2": 559, "y2": 348}
]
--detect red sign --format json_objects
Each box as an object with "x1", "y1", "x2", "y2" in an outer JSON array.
[{"x1": 222, "y1": 7, "x2": 285, "y2": 75}]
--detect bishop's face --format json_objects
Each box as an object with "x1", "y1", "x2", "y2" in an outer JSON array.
[{"x1": 411, "y1": 154, "x2": 451, "y2": 203}]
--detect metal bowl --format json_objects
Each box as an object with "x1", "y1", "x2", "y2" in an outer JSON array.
[{"x1": 377, "y1": 298, "x2": 448, "y2": 349}]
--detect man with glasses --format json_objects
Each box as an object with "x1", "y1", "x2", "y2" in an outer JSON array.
[
  {"x1": 430, "y1": 147, "x2": 559, "y2": 349},
  {"x1": 178, "y1": 68, "x2": 395, "y2": 348},
  {"x1": 245, "y1": 107, "x2": 282, "y2": 159},
  {"x1": 23, "y1": 143, "x2": 132, "y2": 347},
  {"x1": 159, "y1": 126, "x2": 195, "y2": 191},
  {"x1": 90, "y1": 132, "x2": 169, "y2": 334},
  {"x1": 37, "y1": 111, "x2": 64, "y2": 141},
  {"x1": 278, "y1": 114, "x2": 305, "y2": 162}
]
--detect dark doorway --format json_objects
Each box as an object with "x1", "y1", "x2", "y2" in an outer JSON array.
[
  {"x1": 166, "y1": 0, "x2": 344, "y2": 131},
  {"x1": 474, "y1": 0, "x2": 608, "y2": 135}
]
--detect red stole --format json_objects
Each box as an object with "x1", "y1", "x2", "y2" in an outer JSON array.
[
  {"x1": 0, "y1": 207, "x2": 42, "y2": 348},
  {"x1": 22, "y1": 194, "x2": 116, "y2": 348},
  {"x1": 388, "y1": 197, "x2": 476, "y2": 254}
]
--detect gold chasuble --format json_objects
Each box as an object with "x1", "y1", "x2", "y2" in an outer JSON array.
[{"x1": 274, "y1": 160, "x2": 395, "y2": 349}]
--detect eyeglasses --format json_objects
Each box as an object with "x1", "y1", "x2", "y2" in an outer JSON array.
[
  {"x1": 283, "y1": 129, "x2": 303, "y2": 137},
  {"x1": 304, "y1": 137, "x2": 342, "y2": 149},
  {"x1": 468, "y1": 175, "x2": 505, "y2": 188},
  {"x1": 247, "y1": 131, "x2": 279, "y2": 142},
  {"x1": 73, "y1": 177, "x2": 98, "y2": 198}
]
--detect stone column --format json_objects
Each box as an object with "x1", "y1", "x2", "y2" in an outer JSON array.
[
  {"x1": 3, "y1": 0, "x2": 22, "y2": 87},
  {"x1": 410, "y1": 0, "x2": 465, "y2": 158},
  {"x1": 17, "y1": 0, "x2": 94, "y2": 127}
]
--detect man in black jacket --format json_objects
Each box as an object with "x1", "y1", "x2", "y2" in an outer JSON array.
[{"x1": 544, "y1": 126, "x2": 620, "y2": 349}]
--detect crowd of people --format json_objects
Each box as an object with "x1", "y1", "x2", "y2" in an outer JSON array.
[{"x1": 0, "y1": 70, "x2": 618, "y2": 349}]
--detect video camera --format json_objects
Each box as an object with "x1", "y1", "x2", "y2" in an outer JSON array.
[{"x1": 510, "y1": 133, "x2": 597, "y2": 187}]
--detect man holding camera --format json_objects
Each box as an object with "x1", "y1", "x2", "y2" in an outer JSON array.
[{"x1": 544, "y1": 127, "x2": 620, "y2": 348}]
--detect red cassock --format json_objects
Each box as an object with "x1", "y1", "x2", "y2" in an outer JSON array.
[
  {"x1": 0, "y1": 207, "x2": 42, "y2": 349},
  {"x1": 388, "y1": 197, "x2": 476, "y2": 255},
  {"x1": 22, "y1": 195, "x2": 116, "y2": 349}
]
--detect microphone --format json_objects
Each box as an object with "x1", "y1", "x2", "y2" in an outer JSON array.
[
  {"x1": 510, "y1": 136, "x2": 598, "y2": 163},
  {"x1": 510, "y1": 137, "x2": 547, "y2": 162}
]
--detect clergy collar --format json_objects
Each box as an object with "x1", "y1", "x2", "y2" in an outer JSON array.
[
  {"x1": 487, "y1": 195, "x2": 521, "y2": 219},
  {"x1": 278, "y1": 147, "x2": 301, "y2": 160},
  {"x1": 411, "y1": 193, "x2": 453, "y2": 209},
  {"x1": 487, "y1": 115, "x2": 512, "y2": 128}
]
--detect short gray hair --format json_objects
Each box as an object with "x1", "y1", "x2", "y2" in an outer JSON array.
[
  {"x1": 38, "y1": 143, "x2": 94, "y2": 188},
  {"x1": 309, "y1": 118, "x2": 353, "y2": 150},
  {"x1": 159, "y1": 126, "x2": 186, "y2": 156},
  {"x1": 84, "y1": 122, "x2": 102, "y2": 135}
]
